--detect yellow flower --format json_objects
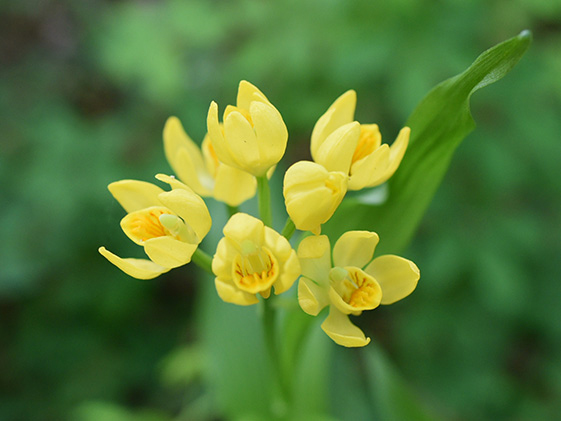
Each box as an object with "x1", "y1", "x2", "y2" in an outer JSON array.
[
  {"x1": 311, "y1": 90, "x2": 410, "y2": 191},
  {"x1": 297, "y1": 231, "x2": 419, "y2": 347},
  {"x1": 163, "y1": 116, "x2": 257, "y2": 206},
  {"x1": 212, "y1": 213, "x2": 301, "y2": 305},
  {"x1": 283, "y1": 161, "x2": 347, "y2": 235},
  {"x1": 206, "y1": 81, "x2": 288, "y2": 177},
  {"x1": 99, "y1": 174, "x2": 211, "y2": 279}
]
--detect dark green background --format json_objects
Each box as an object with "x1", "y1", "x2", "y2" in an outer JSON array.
[{"x1": 1, "y1": 0, "x2": 560, "y2": 419}]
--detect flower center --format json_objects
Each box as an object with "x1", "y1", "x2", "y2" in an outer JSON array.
[
  {"x1": 232, "y1": 241, "x2": 279, "y2": 294},
  {"x1": 122, "y1": 207, "x2": 175, "y2": 244},
  {"x1": 351, "y1": 125, "x2": 380, "y2": 165},
  {"x1": 330, "y1": 267, "x2": 380, "y2": 310}
]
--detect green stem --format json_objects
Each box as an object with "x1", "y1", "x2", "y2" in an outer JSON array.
[
  {"x1": 257, "y1": 175, "x2": 272, "y2": 227},
  {"x1": 191, "y1": 248, "x2": 213, "y2": 274},
  {"x1": 281, "y1": 217, "x2": 296, "y2": 241},
  {"x1": 261, "y1": 297, "x2": 289, "y2": 416},
  {"x1": 226, "y1": 204, "x2": 239, "y2": 218}
]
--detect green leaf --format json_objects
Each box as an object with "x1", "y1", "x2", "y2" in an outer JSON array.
[{"x1": 325, "y1": 30, "x2": 532, "y2": 254}]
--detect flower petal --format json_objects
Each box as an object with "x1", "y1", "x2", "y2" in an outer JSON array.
[
  {"x1": 348, "y1": 144, "x2": 390, "y2": 191},
  {"x1": 215, "y1": 278, "x2": 259, "y2": 306},
  {"x1": 298, "y1": 277, "x2": 329, "y2": 316},
  {"x1": 213, "y1": 164, "x2": 257, "y2": 206},
  {"x1": 222, "y1": 213, "x2": 264, "y2": 250},
  {"x1": 211, "y1": 237, "x2": 238, "y2": 280},
  {"x1": 237, "y1": 80, "x2": 271, "y2": 109},
  {"x1": 368, "y1": 127, "x2": 410, "y2": 187},
  {"x1": 251, "y1": 101, "x2": 288, "y2": 170},
  {"x1": 224, "y1": 110, "x2": 261, "y2": 173},
  {"x1": 314, "y1": 122, "x2": 360, "y2": 173},
  {"x1": 365, "y1": 254, "x2": 420, "y2": 305},
  {"x1": 273, "y1": 248, "x2": 301, "y2": 295},
  {"x1": 143, "y1": 237, "x2": 197, "y2": 268},
  {"x1": 296, "y1": 235, "x2": 332, "y2": 286},
  {"x1": 333, "y1": 231, "x2": 379, "y2": 268},
  {"x1": 311, "y1": 90, "x2": 357, "y2": 159},
  {"x1": 98, "y1": 246, "x2": 169, "y2": 279},
  {"x1": 108, "y1": 180, "x2": 164, "y2": 213},
  {"x1": 321, "y1": 306, "x2": 371, "y2": 347},
  {"x1": 163, "y1": 117, "x2": 211, "y2": 195},
  {"x1": 155, "y1": 173, "x2": 194, "y2": 192},
  {"x1": 284, "y1": 161, "x2": 347, "y2": 233},
  {"x1": 207, "y1": 101, "x2": 238, "y2": 168},
  {"x1": 157, "y1": 189, "x2": 212, "y2": 243}
]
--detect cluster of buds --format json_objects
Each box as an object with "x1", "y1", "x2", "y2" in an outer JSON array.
[{"x1": 100, "y1": 81, "x2": 419, "y2": 347}]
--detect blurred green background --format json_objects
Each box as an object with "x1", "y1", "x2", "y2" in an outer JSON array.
[{"x1": 1, "y1": 0, "x2": 560, "y2": 419}]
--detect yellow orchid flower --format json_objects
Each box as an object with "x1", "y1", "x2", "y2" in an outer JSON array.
[
  {"x1": 212, "y1": 213, "x2": 301, "y2": 305},
  {"x1": 283, "y1": 161, "x2": 347, "y2": 235},
  {"x1": 99, "y1": 174, "x2": 212, "y2": 279},
  {"x1": 206, "y1": 81, "x2": 288, "y2": 177},
  {"x1": 297, "y1": 231, "x2": 419, "y2": 347},
  {"x1": 163, "y1": 116, "x2": 257, "y2": 206},
  {"x1": 311, "y1": 90, "x2": 410, "y2": 191}
]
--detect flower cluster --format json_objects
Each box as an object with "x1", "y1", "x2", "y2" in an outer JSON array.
[{"x1": 100, "y1": 81, "x2": 419, "y2": 347}]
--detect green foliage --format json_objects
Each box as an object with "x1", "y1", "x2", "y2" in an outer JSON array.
[
  {"x1": 326, "y1": 30, "x2": 532, "y2": 255},
  {"x1": 1, "y1": 1, "x2": 560, "y2": 420}
]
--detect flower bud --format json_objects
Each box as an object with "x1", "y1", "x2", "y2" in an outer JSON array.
[
  {"x1": 206, "y1": 81, "x2": 288, "y2": 177},
  {"x1": 283, "y1": 161, "x2": 347, "y2": 235}
]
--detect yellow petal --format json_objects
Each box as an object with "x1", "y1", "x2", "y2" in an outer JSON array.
[
  {"x1": 222, "y1": 213, "x2": 264, "y2": 249},
  {"x1": 368, "y1": 127, "x2": 410, "y2": 187},
  {"x1": 155, "y1": 173, "x2": 195, "y2": 192},
  {"x1": 163, "y1": 117, "x2": 211, "y2": 195},
  {"x1": 365, "y1": 254, "x2": 420, "y2": 305},
  {"x1": 223, "y1": 110, "x2": 261, "y2": 174},
  {"x1": 251, "y1": 101, "x2": 288, "y2": 170},
  {"x1": 311, "y1": 90, "x2": 357, "y2": 159},
  {"x1": 283, "y1": 161, "x2": 347, "y2": 233},
  {"x1": 143, "y1": 237, "x2": 197, "y2": 268},
  {"x1": 207, "y1": 101, "x2": 237, "y2": 168},
  {"x1": 157, "y1": 189, "x2": 211, "y2": 243},
  {"x1": 108, "y1": 180, "x2": 164, "y2": 213},
  {"x1": 211, "y1": 237, "x2": 238, "y2": 279},
  {"x1": 214, "y1": 278, "x2": 259, "y2": 306},
  {"x1": 298, "y1": 277, "x2": 329, "y2": 316},
  {"x1": 333, "y1": 231, "x2": 379, "y2": 268},
  {"x1": 273, "y1": 248, "x2": 301, "y2": 295},
  {"x1": 237, "y1": 80, "x2": 271, "y2": 109},
  {"x1": 348, "y1": 144, "x2": 390, "y2": 191},
  {"x1": 296, "y1": 235, "x2": 332, "y2": 285},
  {"x1": 285, "y1": 187, "x2": 334, "y2": 233},
  {"x1": 213, "y1": 164, "x2": 257, "y2": 206},
  {"x1": 98, "y1": 246, "x2": 169, "y2": 279},
  {"x1": 321, "y1": 306, "x2": 370, "y2": 347},
  {"x1": 314, "y1": 122, "x2": 360, "y2": 173}
]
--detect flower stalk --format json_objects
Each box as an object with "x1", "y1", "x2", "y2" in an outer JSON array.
[
  {"x1": 257, "y1": 175, "x2": 272, "y2": 227},
  {"x1": 281, "y1": 217, "x2": 296, "y2": 241},
  {"x1": 190, "y1": 248, "x2": 214, "y2": 274}
]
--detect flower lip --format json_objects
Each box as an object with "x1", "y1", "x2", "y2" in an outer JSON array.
[
  {"x1": 329, "y1": 266, "x2": 382, "y2": 313},
  {"x1": 232, "y1": 244, "x2": 279, "y2": 294},
  {"x1": 120, "y1": 206, "x2": 175, "y2": 245}
]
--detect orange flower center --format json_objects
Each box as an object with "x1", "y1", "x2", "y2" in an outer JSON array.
[
  {"x1": 330, "y1": 267, "x2": 380, "y2": 310},
  {"x1": 122, "y1": 207, "x2": 175, "y2": 244},
  {"x1": 351, "y1": 126, "x2": 380, "y2": 165},
  {"x1": 232, "y1": 243, "x2": 279, "y2": 294}
]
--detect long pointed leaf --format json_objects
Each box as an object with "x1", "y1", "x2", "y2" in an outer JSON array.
[{"x1": 325, "y1": 30, "x2": 532, "y2": 254}]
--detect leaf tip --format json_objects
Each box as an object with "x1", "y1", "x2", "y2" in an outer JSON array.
[{"x1": 518, "y1": 29, "x2": 532, "y2": 44}]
